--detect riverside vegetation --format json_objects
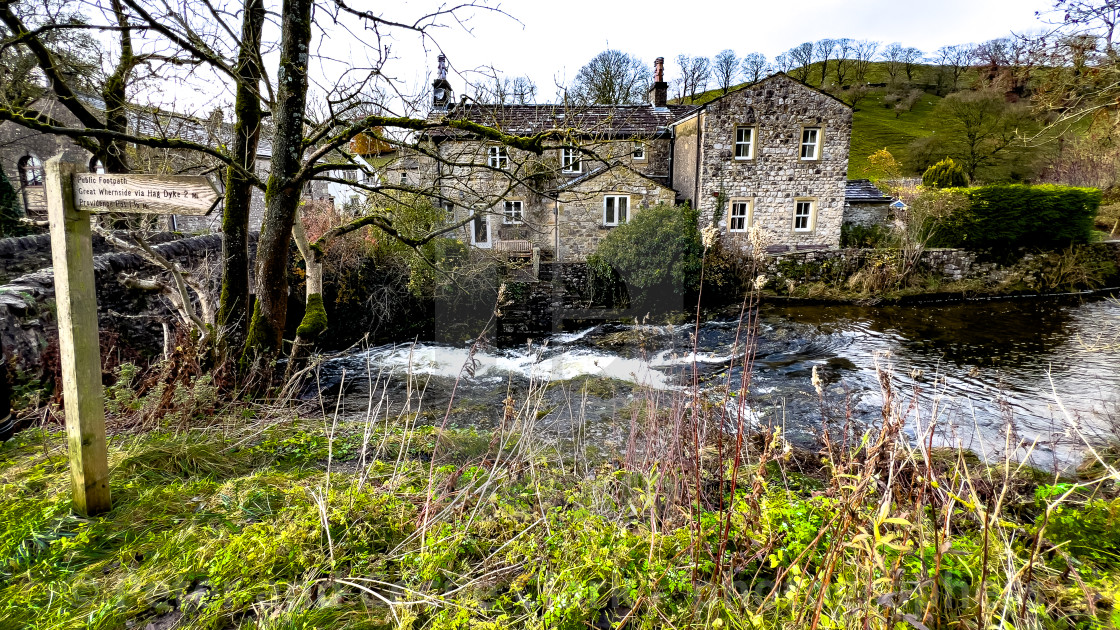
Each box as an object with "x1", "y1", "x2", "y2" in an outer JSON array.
[{"x1": 3, "y1": 298, "x2": 1120, "y2": 629}]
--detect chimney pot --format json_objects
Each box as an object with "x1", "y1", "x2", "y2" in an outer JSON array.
[{"x1": 650, "y1": 57, "x2": 668, "y2": 107}]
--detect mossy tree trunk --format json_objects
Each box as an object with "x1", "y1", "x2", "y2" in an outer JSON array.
[
  {"x1": 100, "y1": 0, "x2": 137, "y2": 174},
  {"x1": 216, "y1": 0, "x2": 265, "y2": 355},
  {"x1": 285, "y1": 211, "x2": 325, "y2": 381},
  {"x1": 242, "y1": 0, "x2": 313, "y2": 369}
]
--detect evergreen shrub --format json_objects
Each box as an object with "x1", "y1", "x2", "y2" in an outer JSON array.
[
  {"x1": 922, "y1": 158, "x2": 968, "y2": 189},
  {"x1": 930, "y1": 184, "x2": 1101, "y2": 249},
  {"x1": 586, "y1": 204, "x2": 703, "y2": 307}
]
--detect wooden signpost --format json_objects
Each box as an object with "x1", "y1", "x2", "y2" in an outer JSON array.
[{"x1": 44, "y1": 157, "x2": 218, "y2": 515}]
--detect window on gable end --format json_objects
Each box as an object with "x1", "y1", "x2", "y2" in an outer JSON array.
[
  {"x1": 603, "y1": 195, "x2": 629, "y2": 226},
  {"x1": 734, "y1": 127, "x2": 754, "y2": 160},
  {"x1": 794, "y1": 199, "x2": 816, "y2": 232},
  {"x1": 800, "y1": 128, "x2": 821, "y2": 161}
]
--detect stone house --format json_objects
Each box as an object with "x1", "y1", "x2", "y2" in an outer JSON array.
[
  {"x1": 671, "y1": 73, "x2": 853, "y2": 254},
  {"x1": 391, "y1": 58, "x2": 860, "y2": 262}
]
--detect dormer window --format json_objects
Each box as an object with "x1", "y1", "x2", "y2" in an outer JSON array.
[
  {"x1": 632, "y1": 142, "x2": 646, "y2": 161},
  {"x1": 488, "y1": 146, "x2": 509, "y2": 169},
  {"x1": 734, "y1": 127, "x2": 755, "y2": 160},
  {"x1": 800, "y1": 128, "x2": 821, "y2": 161},
  {"x1": 561, "y1": 147, "x2": 581, "y2": 173}
]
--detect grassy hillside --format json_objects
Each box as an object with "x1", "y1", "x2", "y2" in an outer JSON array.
[{"x1": 847, "y1": 89, "x2": 945, "y2": 178}]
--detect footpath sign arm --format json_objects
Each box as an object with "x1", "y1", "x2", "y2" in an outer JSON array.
[{"x1": 45, "y1": 157, "x2": 111, "y2": 516}]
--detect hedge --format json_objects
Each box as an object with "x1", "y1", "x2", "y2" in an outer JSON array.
[{"x1": 930, "y1": 184, "x2": 1101, "y2": 249}]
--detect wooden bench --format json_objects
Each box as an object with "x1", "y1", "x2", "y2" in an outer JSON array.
[{"x1": 494, "y1": 239, "x2": 533, "y2": 259}]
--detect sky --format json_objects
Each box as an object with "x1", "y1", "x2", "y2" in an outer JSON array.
[
  {"x1": 391, "y1": 0, "x2": 1057, "y2": 102},
  {"x1": 137, "y1": 0, "x2": 1060, "y2": 112}
]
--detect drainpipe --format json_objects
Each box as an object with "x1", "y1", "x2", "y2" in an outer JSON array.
[{"x1": 553, "y1": 198, "x2": 560, "y2": 263}]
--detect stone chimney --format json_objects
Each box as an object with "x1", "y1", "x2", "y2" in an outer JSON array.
[
  {"x1": 432, "y1": 54, "x2": 454, "y2": 112},
  {"x1": 649, "y1": 57, "x2": 668, "y2": 108}
]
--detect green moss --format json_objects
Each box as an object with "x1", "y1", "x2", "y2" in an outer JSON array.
[{"x1": 296, "y1": 292, "x2": 327, "y2": 338}]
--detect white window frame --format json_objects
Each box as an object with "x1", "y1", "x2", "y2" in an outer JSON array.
[
  {"x1": 800, "y1": 127, "x2": 821, "y2": 161},
  {"x1": 603, "y1": 194, "x2": 630, "y2": 226},
  {"x1": 470, "y1": 209, "x2": 492, "y2": 248},
  {"x1": 488, "y1": 146, "x2": 509, "y2": 169},
  {"x1": 793, "y1": 199, "x2": 816, "y2": 232},
  {"x1": 734, "y1": 126, "x2": 755, "y2": 160},
  {"x1": 632, "y1": 142, "x2": 646, "y2": 161},
  {"x1": 399, "y1": 172, "x2": 408, "y2": 186},
  {"x1": 728, "y1": 199, "x2": 752, "y2": 232},
  {"x1": 502, "y1": 200, "x2": 524, "y2": 225},
  {"x1": 561, "y1": 147, "x2": 582, "y2": 173}
]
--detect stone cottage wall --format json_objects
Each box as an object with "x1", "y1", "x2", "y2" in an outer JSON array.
[
  {"x1": 842, "y1": 202, "x2": 891, "y2": 228},
  {"x1": 556, "y1": 168, "x2": 676, "y2": 262},
  {"x1": 694, "y1": 75, "x2": 852, "y2": 252}
]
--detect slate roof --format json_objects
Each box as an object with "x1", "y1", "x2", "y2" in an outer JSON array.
[
  {"x1": 426, "y1": 103, "x2": 698, "y2": 139},
  {"x1": 845, "y1": 179, "x2": 892, "y2": 204}
]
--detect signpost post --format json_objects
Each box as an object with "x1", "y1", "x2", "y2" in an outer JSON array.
[{"x1": 44, "y1": 156, "x2": 218, "y2": 516}]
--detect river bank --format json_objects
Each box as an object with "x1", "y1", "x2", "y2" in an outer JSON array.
[{"x1": 3, "y1": 397, "x2": 1119, "y2": 629}]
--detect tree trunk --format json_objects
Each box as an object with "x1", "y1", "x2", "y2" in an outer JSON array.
[
  {"x1": 216, "y1": 0, "x2": 265, "y2": 355},
  {"x1": 242, "y1": 0, "x2": 313, "y2": 367},
  {"x1": 101, "y1": 0, "x2": 134, "y2": 174},
  {"x1": 284, "y1": 213, "x2": 325, "y2": 382}
]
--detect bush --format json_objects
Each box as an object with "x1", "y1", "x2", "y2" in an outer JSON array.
[
  {"x1": 586, "y1": 204, "x2": 703, "y2": 307},
  {"x1": 922, "y1": 157, "x2": 968, "y2": 188},
  {"x1": 929, "y1": 184, "x2": 1101, "y2": 249}
]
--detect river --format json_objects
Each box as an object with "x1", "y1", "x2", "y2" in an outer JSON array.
[{"x1": 313, "y1": 296, "x2": 1120, "y2": 473}]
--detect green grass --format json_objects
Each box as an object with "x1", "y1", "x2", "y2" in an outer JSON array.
[{"x1": 2, "y1": 398, "x2": 1118, "y2": 629}]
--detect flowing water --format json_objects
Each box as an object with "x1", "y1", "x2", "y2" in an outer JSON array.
[{"x1": 314, "y1": 296, "x2": 1120, "y2": 472}]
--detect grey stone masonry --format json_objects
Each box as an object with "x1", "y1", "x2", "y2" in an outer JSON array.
[{"x1": 679, "y1": 73, "x2": 853, "y2": 252}]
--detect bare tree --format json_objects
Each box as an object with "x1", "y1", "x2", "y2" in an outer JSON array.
[
  {"x1": 935, "y1": 44, "x2": 977, "y2": 93},
  {"x1": 0, "y1": 0, "x2": 549, "y2": 369},
  {"x1": 741, "y1": 52, "x2": 769, "y2": 83},
  {"x1": 814, "y1": 39, "x2": 837, "y2": 87},
  {"x1": 570, "y1": 49, "x2": 651, "y2": 105},
  {"x1": 674, "y1": 54, "x2": 711, "y2": 103},
  {"x1": 903, "y1": 47, "x2": 924, "y2": 82},
  {"x1": 787, "y1": 42, "x2": 814, "y2": 82},
  {"x1": 1039, "y1": 0, "x2": 1120, "y2": 53},
  {"x1": 713, "y1": 49, "x2": 740, "y2": 95},
  {"x1": 773, "y1": 51, "x2": 794, "y2": 74},
  {"x1": 852, "y1": 40, "x2": 879, "y2": 83},
  {"x1": 833, "y1": 38, "x2": 854, "y2": 85},
  {"x1": 474, "y1": 67, "x2": 538, "y2": 104},
  {"x1": 882, "y1": 42, "x2": 906, "y2": 83}
]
